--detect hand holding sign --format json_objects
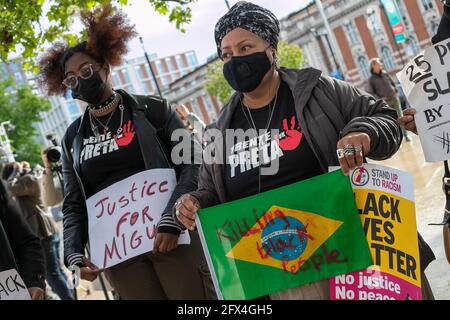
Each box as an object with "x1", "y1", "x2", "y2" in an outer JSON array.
[
  {"x1": 336, "y1": 132, "x2": 371, "y2": 176},
  {"x1": 28, "y1": 287, "x2": 44, "y2": 300},
  {"x1": 398, "y1": 108, "x2": 418, "y2": 134},
  {"x1": 153, "y1": 233, "x2": 179, "y2": 253},
  {"x1": 79, "y1": 256, "x2": 103, "y2": 282},
  {"x1": 175, "y1": 194, "x2": 201, "y2": 231}
]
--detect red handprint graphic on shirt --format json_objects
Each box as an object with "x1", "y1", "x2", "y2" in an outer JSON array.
[
  {"x1": 278, "y1": 116, "x2": 303, "y2": 151},
  {"x1": 114, "y1": 120, "x2": 136, "y2": 147}
]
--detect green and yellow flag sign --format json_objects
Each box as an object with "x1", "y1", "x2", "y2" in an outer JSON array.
[{"x1": 196, "y1": 171, "x2": 372, "y2": 300}]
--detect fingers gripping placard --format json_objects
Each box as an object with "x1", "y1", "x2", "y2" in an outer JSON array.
[{"x1": 86, "y1": 169, "x2": 190, "y2": 269}]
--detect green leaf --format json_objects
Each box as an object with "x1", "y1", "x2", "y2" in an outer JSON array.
[{"x1": 1, "y1": 0, "x2": 196, "y2": 70}]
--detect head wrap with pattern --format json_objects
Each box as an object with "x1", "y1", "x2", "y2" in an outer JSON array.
[{"x1": 214, "y1": 1, "x2": 280, "y2": 58}]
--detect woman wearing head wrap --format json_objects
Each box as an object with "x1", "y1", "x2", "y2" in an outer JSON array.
[
  {"x1": 37, "y1": 4, "x2": 215, "y2": 300},
  {"x1": 175, "y1": 2, "x2": 403, "y2": 299}
]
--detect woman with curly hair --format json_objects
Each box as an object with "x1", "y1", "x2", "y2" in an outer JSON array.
[{"x1": 37, "y1": 5, "x2": 215, "y2": 300}]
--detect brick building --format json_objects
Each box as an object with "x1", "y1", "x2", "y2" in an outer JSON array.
[
  {"x1": 280, "y1": 0, "x2": 444, "y2": 88},
  {"x1": 164, "y1": 57, "x2": 222, "y2": 125}
]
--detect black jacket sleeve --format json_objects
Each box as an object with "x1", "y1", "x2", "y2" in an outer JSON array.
[
  {"x1": 0, "y1": 181, "x2": 45, "y2": 289},
  {"x1": 323, "y1": 76, "x2": 402, "y2": 160},
  {"x1": 61, "y1": 121, "x2": 89, "y2": 266}
]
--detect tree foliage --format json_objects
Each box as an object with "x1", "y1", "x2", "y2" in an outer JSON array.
[
  {"x1": 205, "y1": 41, "x2": 304, "y2": 105},
  {"x1": 0, "y1": 79, "x2": 51, "y2": 166},
  {"x1": 0, "y1": 0, "x2": 197, "y2": 69}
]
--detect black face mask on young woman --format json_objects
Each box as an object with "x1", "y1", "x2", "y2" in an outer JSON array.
[
  {"x1": 71, "y1": 70, "x2": 108, "y2": 106},
  {"x1": 223, "y1": 50, "x2": 273, "y2": 93}
]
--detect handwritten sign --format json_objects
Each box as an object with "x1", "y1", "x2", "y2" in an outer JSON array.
[
  {"x1": 330, "y1": 164, "x2": 421, "y2": 300},
  {"x1": 0, "y1": 269, "x2": 31, "y2": 300},
  {"x1": 397, "y1": 38, "x2": 450, "y2": 162},
  {"x1": 87, "y1": 169, "x2": 190, "y2": 269},
  {"x1": 196, "y1": 170, "x2": 371, "y2": 300}
]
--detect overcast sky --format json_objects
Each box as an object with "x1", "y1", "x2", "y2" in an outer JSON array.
[{"x1": 123, "y1": 0, "x2": 311, "y2": 64}]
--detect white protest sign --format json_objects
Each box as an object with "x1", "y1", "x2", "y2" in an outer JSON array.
[
  {"x1": 397, "y1": 38, "x2": 450, "y2": 162},
  {"x1": 0, "y1": 269, "x2": 31, "y2": 300},
  {"x1": 87, "y1": 169, "x2": 190, "y2": 269}
]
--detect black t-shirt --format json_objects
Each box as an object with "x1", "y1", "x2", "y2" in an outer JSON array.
[
  {"x1": 224, "y1": 80, "x2": 323, "y2": 201},
  {"x1": 79, "y1": 103, "x2": 145, "y2": 197}
]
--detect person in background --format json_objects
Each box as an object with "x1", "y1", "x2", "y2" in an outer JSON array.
[
  {"x1": 175, "y1": 104, "x2": 206, "y2": 145},
  {"x1": 367, "y1": 57, "x2": 411, "y2": 142},
  {"x1": 2, "y1": 162, "x2": 74, "y2": 300},
  {"x1": 0, "y1": 179, "x2": 46, "y2": 300},
  {"x1": 41, "y1": 147, "x2": 64, "y2": 208},
  {"x1": 21, "y1": 161, "x2": 32, "y2": 174}
]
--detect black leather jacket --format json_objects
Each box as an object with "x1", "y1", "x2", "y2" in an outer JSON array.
[
  {"x1": 0, "y1": 180, "x2": 46, "y2": 289},
  {"x1": 61, "y1": 90, "x2": 201, "y2": 266}
]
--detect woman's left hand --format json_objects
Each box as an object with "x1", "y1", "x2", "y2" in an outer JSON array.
[
  {"x1": 28, "y1": 287, "x2": 44, "y2": 300},
  {"x1": 336, "y1": 132, "x2": 371, "y2": 176},
  {"x1": 153, "y1": 233, "x2": 179, "y2": 253}
]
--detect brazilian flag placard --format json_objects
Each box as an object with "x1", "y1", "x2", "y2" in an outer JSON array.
[{"x1": 196, "y1": 170, "x2": 372, "y2": 300}]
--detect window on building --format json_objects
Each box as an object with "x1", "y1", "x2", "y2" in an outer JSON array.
[
  {"x1": 203, "y1": 93, "x2": 217, "y2": 122},
  {"x1": 367, "y1": 11, "x2": 383, "y2": 34},
  {"x1": 395, "y1": 0, "x2": 410, "y2": 29},
  {"x1": 58, "y1": 108, "x2": 66, "y2": 123},
  {"x1": 136, "y1": 65, "x2": 146, "y2": 80},
  {"x1": 380, "y1": 47, "x2": 396, "y2": 70},
  {"x1": 176, "y1": 55, "x2": 185, "y2": 69},
  {"x1": 406, "y1": 37, "x2": 421, "y2": 56},
  {"x1": 156, "y1": 61, "x2": 164, "y2": 75},
  {"x1": 143, "y1": 80, "x2": 153, "y2": 95},
  {"x1": 186, "y1": 52, "x2": 198, "y2": 67},
  {"x1": 161, "y1": 76, "x2": 170, "y2": 86},
  {"x1": 431, "y1": 21, "x2": 439, "y2": 35},
  {"x1": 421, "y1": 0, "x2": 434, "y2": 11},
  {"x1": 166, "y1": 58, "x2": 175, "y2": 72},
  {"x1": 344, "y1": 22, "x2": 359, "y2": 45},
  {"x1": 358, "y1": 56, "x2": 371, "y2": 80},
  {"x1": 191, "y1": 98, "x2": 202, "y2": 119},
  {"x1": 67, "y1": 101, "x2": 79, "y2": 117},
  {"x1": 50, "y1": 96, "x2": 59, "y2": 107},
  {"x1": 121, "y1": 69, "x2": 131, "y2": 84},
  {"x1": 112, "y1": 72, "x2": 121, "y2": 87}
]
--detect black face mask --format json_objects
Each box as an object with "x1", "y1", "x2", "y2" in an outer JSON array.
[
  {"x1": 71, "y1": 70, "x2": 108, "y2": 106},
  {"x1": 223, "y1": 51, "x2": 273, "y2": 93}
]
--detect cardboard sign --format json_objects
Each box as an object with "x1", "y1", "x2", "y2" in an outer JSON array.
[
  {"x1": 397, "y1": 38, "x2": 450, "y2": 162},
  {"x1": 87, "y1": 169, "x2": 190, "y2": 269},
  {"x1": 0, "y1": 269, "x2": 31, "y2": 300}
]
